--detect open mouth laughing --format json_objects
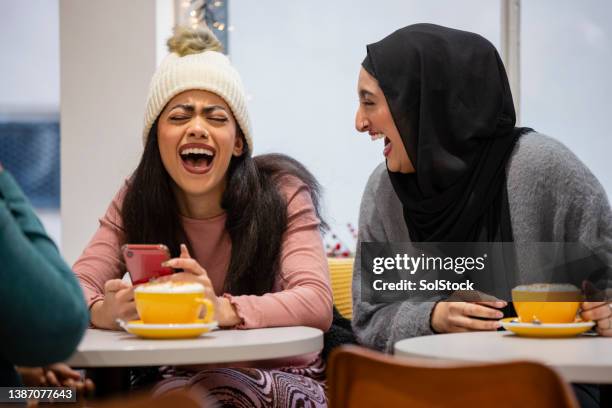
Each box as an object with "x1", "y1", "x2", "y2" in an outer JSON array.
[
  {"x1": 369, "y1": 132, "x2": 391, "y2": 157},
  {"x1": 383, "y1": 137, "x2": 391, "y2": 156},
  {"x1": 179, "y1": 143, "x2": 216, "y2": 174}
]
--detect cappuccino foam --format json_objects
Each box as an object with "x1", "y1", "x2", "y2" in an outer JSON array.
[
  {"x1": 135, "y1": 282, "x2": 205, "y2": 293},
  {"x1": 513, "y1": 283, "x2": 580, "y2": 292}
]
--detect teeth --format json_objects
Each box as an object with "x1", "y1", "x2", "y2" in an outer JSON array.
[
  {"x1": 370, "y1": 133, "x2": 385, "y2": 141},
  {"x1": 181, "y1": 147, "x2": 214, "y2": 156}
]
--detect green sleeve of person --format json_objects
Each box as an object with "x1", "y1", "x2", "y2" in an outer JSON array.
[{"x1": 0, "y1": 167, "x2": 89, "y2": 366}]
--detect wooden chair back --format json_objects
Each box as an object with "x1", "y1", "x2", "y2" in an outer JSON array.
[{"x1": 328, "y1": 345, "x2": 579, "y2": 408}]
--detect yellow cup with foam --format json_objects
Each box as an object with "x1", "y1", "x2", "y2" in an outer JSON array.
[
  {"x1": 134, "y1": 282, "x2": 214, "y2": 324},
  {"x1": 512, "y1": 283, "x2": 582, "y2": 324}
]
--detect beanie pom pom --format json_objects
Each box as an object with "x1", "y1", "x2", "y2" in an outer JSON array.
[{"x1": 167, "y1": 25, "x2": 222, "y2": 57}]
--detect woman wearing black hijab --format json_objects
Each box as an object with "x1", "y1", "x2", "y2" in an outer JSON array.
[{"x1": 351, "y1": 24, "x2": 611, "y2": 406}]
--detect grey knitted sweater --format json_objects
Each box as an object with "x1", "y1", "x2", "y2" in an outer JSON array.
[{"x1": 352, "y1": 132, "x2": 612, "y2": 352}]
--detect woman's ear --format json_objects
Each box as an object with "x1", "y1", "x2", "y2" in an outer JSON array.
[{"x1": 233, "y1": 134, "x2": 245, "y2": 156}]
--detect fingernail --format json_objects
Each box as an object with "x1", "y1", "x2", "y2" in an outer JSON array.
[
  {"x1": 496, "y1": 312, "x2": 504, "y2": 318},
  {"x1": 162, "y1": 260, "x2": 173, "y2": 267},
  {"x1": 494, "y1": 321, "x2": 502, "y2": 328}
]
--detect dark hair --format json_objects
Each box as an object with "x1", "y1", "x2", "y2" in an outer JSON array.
[{"x1": 121, "y1": 124, "x2": 326, "y2": 296}]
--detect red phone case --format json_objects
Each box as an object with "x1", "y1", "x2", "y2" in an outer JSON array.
[{"x1": 122, "y1": 244, "x2": 174, "y2": 285}]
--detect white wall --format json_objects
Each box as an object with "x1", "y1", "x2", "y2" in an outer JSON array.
[
  {"x1": 60, "y1": 0, "x2": 174, "y2": 264},
  {"x1": 0, "y1": 0, "x2": 61, "y2": 245},
  {"x1": 0, "y1": 0, "x2": 59, "y2": 114},
  {"x1": 522, "y1": 0, "x2": 612, "y2": 198},
  {"x1": 229, "y1": 0, "x2": 501, "y2": 244}
]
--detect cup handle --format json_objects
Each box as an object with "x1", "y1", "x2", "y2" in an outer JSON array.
[{"x1": 195, "y1": 298, "x2": 215, "y2": 324}]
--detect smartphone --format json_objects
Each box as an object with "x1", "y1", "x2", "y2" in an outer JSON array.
[{"x1": 122, "y1": 244, "x2": 174, "y2": 285}]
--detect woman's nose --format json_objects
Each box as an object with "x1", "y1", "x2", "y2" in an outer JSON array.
[
  {"x1": 355, "y1": 110, "x2": 368, "y2": 132},
  {"x1": 188, "y1": 118, "x2": 209, "y2": 139}
]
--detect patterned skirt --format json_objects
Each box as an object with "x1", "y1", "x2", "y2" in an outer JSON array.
[{"x1": 153, "y1": 357, "x2": 328, "y2": 408}]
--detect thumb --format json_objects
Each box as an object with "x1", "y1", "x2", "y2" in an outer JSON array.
[
  {"x1": 180, "y1": 243, "x2": 191, "y2": 259},
  {"x1": 105, "y1": 279, "x2": 128, "y2": 293}
]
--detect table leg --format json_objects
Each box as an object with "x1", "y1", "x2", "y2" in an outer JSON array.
[
  {"x1": 601, "y1": 384, "x2": 611, "y2": 408},
  {"x1": 86, "y1": 367, "x2": 131, "y2": 399}
]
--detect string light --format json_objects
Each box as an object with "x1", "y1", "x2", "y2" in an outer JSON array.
[
  {"x1": 184, "y1": 2, "x2": 226, "y2": 31},
  {"x1": 178, "y1": 0, "x2": 229, "y2": 52}
]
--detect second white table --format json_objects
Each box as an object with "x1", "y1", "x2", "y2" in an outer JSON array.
[{"x1": 394, "y1": 331, "x2": 612, "y2": 383}]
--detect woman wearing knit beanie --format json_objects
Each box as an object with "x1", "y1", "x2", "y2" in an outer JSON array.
[{"x1": 73, "y1": 26, "x2": 331, "y2": 407}]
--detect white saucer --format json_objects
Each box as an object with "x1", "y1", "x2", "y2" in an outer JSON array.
[
  {"x1": 122, "y1": 320, "x2": 218, "y2": 329},
  {"x1": 503, "y1": 320, "x2": 594, "y2": 329},
  {"x1": 117, "y1": 319, "x2": 218, "y2": 339},
  {"x1": 501, "y1": 317, "x2": 595, "y2": 338}
]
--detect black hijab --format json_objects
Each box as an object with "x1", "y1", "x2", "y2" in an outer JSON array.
[{"x1": 363, "y1": 23, "x2": 531, "y2": 242}]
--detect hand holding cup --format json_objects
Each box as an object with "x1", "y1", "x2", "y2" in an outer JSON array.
[
  {"x1": 92, "y1": 279, "x2": 137, "y2": 330},
  {"x1": 580, "y1": 281, "x2": 612, "y2": 336},
  {"x1": 157, "y1": 244, "x2": 219, "y2": 320},
  {"x1": 431, "y1": 291, "x2": 507, "y2": 333},
  {"x1": 581, "y1": 302, "x2": 612, "y2": 336}
]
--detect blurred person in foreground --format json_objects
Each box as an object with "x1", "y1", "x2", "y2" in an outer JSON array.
[{"x1": 0, "y1": 162, "x2": 92, "y2": 392}]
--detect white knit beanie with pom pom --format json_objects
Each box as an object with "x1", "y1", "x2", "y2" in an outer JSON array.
[{"x1": 142, "y1": 25, "x2": 252, "y2": 152}]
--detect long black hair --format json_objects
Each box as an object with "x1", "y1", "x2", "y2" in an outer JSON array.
[{"x1": 121, "y1": 123, "x2": 326, "y2": 296}]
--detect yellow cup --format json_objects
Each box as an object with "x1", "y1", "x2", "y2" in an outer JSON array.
[
  {"x1": 511, "y1": 284, "x2": 582, "y2": 324},
  {"x1": 134, "y1": 282, "x2": 215, "y2": 324}
]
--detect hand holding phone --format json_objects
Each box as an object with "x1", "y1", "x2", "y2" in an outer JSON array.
[{"x1": 122, "y1": 244, "x2": 174, "y2": 285}]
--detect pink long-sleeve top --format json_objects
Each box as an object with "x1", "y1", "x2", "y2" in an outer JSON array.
[{"x1": 73, "y1": 176, "x2": 333, "y2": 366}]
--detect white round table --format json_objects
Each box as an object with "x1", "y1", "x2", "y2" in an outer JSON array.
[
  {"x1": 66, "y1": 326, "x2": 323, "y2": 367},
  {"x1": 394, "y1": 331, "x2": 612, "y2": 383}
]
